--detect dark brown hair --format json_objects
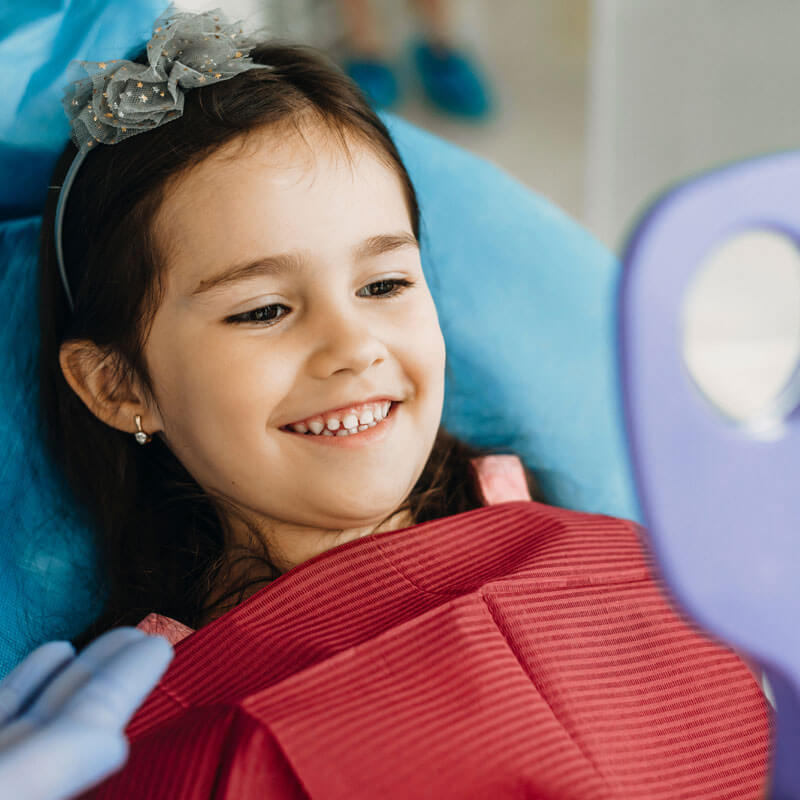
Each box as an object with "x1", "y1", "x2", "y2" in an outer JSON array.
[{"x1": 38, "y1": 41, "x2": 546, "y2": 647}]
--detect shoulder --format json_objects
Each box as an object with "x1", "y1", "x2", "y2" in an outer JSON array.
[{"x1": 461, "y1": 466, "x2": 653, "y2": 588}]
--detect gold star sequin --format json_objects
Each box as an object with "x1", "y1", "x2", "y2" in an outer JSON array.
[
  {"x1": 214, "y1": 73, "x2": 221, "y2": 78},
  {"x1": 140, "y1": 93, "x2": 149, "y2": 102},
  {"x1": 98, "y1": 62, "x2": 107, "y2": 69},
  {"x1": 137, "y1": 81, "x2": 143, "y2": 88},
  {"x1": 235, "y1": 51, "x2": 242, "y2": 58}
]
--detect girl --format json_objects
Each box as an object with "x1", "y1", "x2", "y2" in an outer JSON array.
[{"x1": 35, "y1": 7, "x2": 770, "y2": 798}]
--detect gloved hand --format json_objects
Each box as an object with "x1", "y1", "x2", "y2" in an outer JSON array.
[{"x1": 0, "y1": 627, "x2": 173, "y2": 800}]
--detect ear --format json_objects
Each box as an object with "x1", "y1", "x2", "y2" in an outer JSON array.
[{"x1": 59, "y1": 339, "x2": 161, "y2": 437}]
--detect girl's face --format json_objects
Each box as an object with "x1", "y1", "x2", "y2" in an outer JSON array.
[{"x1": 143, "y1": 122, "x2": 446, "y2": 562}]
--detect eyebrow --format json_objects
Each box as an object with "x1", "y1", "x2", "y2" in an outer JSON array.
[{"x1": 190, "y1": 231, "x2": 419, "y2": 297}]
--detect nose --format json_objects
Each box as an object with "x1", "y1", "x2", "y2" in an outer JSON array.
[{"x1": 305, "y1": 297, "x2": 387, "y2": 378}]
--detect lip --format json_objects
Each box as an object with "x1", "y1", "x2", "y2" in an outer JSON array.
[
  {"x1": 280, "y1": 401, "x2": 400, "y2": 447},
  {"x1": 281, "y1": 395, "x2": 398, "y2": 428}
]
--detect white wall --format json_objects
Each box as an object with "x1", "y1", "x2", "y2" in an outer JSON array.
[
  {"x1": 585, "y1": 0, "x2": 800, "y2": 251},
  {"x1": 174, "y1": 0, "x2": 268, "y2": 27},
  {"x1": 584, "y1": 0, "x2": 800, "y2": 421}
]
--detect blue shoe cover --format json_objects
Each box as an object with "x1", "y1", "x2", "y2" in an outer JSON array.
[
  {"x1": 412, "y1": 39, "x2": 492, "y2": 119},
  {"x1": 344, "y1": 57, "x2": 400, "y2": 109}
]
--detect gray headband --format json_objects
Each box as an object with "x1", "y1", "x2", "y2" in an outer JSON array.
[{"x1": 54, "y1": 3, "x2": 270, "y2": 312}]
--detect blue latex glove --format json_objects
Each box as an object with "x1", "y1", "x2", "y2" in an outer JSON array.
[{"x1": 0, "y1": 627, "x2": 173, "y2": 800}]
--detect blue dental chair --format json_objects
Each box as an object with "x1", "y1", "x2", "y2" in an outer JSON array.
[{"x1": 4, "y1": 1, "x2": 797, "y2": 798}]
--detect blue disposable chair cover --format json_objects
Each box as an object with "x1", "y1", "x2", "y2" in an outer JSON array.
[{"x1": 0, "y1": 1, "x2": 640, "y2": 678}]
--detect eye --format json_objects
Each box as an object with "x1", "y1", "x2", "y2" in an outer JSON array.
[
  {"x1": 357, "y1": 278, "x2": 416, "y2": 298},
  {"x1": 226, "y1": 279, "x2": 416, "y2": 326},
  {"x1": 226, "y1": 304, "x2": 289, "y2": 326}
]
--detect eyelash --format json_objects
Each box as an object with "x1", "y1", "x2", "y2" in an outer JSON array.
[{"x1": 226, "y1": 278, "x2": 416, "y2": 327}]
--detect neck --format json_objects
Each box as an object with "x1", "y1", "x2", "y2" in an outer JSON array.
[{"x1": 199, "y1": 505, "x2": 415, "y2": 627}]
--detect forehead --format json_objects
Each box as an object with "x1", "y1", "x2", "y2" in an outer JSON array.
[
  {"x1": 156, "y1": 121, "x2": 411, "y2": 254},
  {"x1": 152, "y1": 121, "x2": 414, "y2": 302}
]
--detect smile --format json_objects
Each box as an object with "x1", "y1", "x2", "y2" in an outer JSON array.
[
  {"x1": 281, "y1": 399, "x2": 393, "y2": 435},
  {"x1": 280, "y1": 401, "x2": 399, "y2": 446}
]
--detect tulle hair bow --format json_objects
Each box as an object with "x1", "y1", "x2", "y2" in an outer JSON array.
[{"x1": 61, "y1": 3, "x2": 268, "y2": 153}]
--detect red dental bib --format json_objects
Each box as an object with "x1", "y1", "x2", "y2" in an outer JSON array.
[{"x1": 80, "y1": 456, "x2": 770, "y2": 799}]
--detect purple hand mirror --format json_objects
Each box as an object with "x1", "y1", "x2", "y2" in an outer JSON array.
[{"x1": 617, "y1": 151, "x2": 800, "y2": 800}]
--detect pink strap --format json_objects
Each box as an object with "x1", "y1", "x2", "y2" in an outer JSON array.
[
  {"x1": 469, "y1": 454, "x2": 532, "y2": 506},
  {"x1": 137, "y1": 612, "x2": 195, "y2": 645}
]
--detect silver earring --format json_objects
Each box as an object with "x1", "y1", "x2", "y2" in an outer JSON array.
[{"x1": 134, "y1": 414, "x2": 151, "y2": 445}]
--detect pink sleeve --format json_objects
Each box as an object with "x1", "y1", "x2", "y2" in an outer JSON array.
[
  {"x1": 469, "y1": 454, "x2": 532, "y2": 506},
  {"x1": 136, "y1": 612, "x2": 195, "y2": 646}
]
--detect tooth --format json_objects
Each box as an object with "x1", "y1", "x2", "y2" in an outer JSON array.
[
  {"x1": 326, "y1": 417, "x2": 341, "y2": 431},
  {"x1": 342, "y1": 413, "x2": 358, "y2": 429},
  {"x1": 373, "y1": 406, "x2": 384, "y2": 422},
  {"x1": 358, "y1": 424, "x2": 368, "y2": 431},
  {"x1": 347, "y1": 426, "x2": 358, "y2": 434},
  {"x1": 358, "y1": 409, "x2": 374, "y2": 425},
  {"x1": 323, "y1": 429, "x2": 334, "y2": 436},
  {"x1": 292, "y1": 422, "x2": 308, "y2": 434},
  {"x1": 367, "y1": 421, "x2": 377, "y2": 427},
  {"x1": 382, "y1": 401, "x2": 391, "y2": 417},
  {"x1": 336, "y1": 428, "x2": 349, "y2": 436},
  {"x1": 308, "y1": 420, "x2": 325, "y2": 435}
]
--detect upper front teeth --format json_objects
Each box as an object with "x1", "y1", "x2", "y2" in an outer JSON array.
[{"x1": 290, "y1": 400, "x2": 391, "y2": 435}]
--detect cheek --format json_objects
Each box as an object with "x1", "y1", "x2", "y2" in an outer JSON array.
[
  {"x1": 401, "y1": 300, "x2": 446, "y2": 413},
  {"x1": 412, "y1": 296, "x2": 447, "y2": 373},
  {"x1": 148, "y1": 327, "x2": 289, "y2": 435}
]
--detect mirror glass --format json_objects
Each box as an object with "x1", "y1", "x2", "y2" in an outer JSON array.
[{"x1": 681, "y1": 229, "x2": 800, "y2": 425}]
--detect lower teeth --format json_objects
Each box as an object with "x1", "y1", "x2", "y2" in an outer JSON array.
[{"x1": 329, "y1": 420, "x2": 378, "y2": 436}]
